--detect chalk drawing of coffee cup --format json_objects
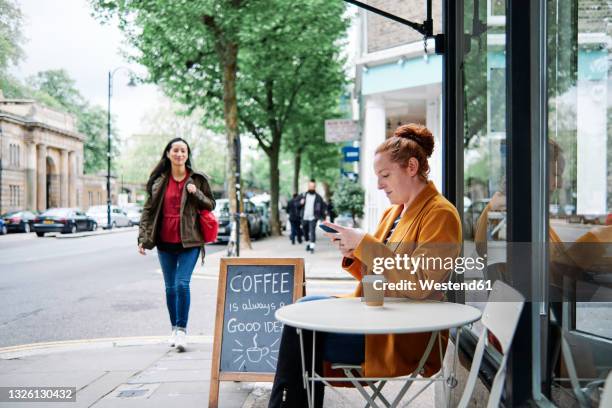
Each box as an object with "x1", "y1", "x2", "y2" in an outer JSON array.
[{"x1": 246, "y1": 334, "x2": 270, "y2": 363}]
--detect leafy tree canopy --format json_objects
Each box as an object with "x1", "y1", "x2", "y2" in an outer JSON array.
[
  {"x1": 0, "y1": 0, "x2": 24, "y2": 75},
  {"x1": 334, "y1": 177, "x2": 364, "y2": 224}
]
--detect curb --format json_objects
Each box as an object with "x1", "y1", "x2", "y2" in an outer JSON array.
[
  {"x1": 53, "y1": 226, "x2": 138, "y2": 239},
  {"x1": 0, "y1": 335, "x2": 213, "y2": 359}
]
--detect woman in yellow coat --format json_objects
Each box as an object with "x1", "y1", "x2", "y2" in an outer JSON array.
[{"x1": 268, "y1": 124, "x2": 461, "y2": 407}]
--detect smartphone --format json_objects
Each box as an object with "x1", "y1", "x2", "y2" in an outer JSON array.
[{"x1": 319, "y1": 224, "x2": 339, "y2": 234}]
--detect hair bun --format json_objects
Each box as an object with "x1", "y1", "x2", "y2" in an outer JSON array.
[{"x1": 394, "y1": 124, "x2": 434, "y2": 157}]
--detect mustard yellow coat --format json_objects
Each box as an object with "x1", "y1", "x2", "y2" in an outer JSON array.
[{"x1": 341, "y1": 181, "x2": 462, "y2": 378}]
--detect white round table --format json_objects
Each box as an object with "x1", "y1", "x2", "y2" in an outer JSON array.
[
  {"x1": 275, "y1": 297, "x2": 482, "y2": 334},
  {"x1": 274, "y1": 297, "x2": 482, "y2": 408}
]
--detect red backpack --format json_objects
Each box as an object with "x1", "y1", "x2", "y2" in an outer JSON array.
[{"x1": 198, "y1": 210, "x2": 219, "y2": 243}]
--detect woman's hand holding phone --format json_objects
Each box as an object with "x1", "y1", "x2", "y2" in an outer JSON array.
[{"x1": 321, "y1": 221, "x2": 365, "y2": 258}]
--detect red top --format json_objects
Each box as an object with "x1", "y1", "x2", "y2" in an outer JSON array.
[{"x1": 159, "y1": 172, "x2": 188, "y2": 243}]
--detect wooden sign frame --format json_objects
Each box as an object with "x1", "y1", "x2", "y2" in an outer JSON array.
[{"x1": 208, "y1": 258, "x2": 305, "y2": 408}]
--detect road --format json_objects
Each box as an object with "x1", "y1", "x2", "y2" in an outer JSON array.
[{"x1": 0, "y1": 229, "x2": 225, "y2": 348}]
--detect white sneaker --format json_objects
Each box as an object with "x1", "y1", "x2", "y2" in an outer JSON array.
[
  {"x1": 175, "y1": 330, "x2": 187, "y2": 352},
  {"x1": 168, "y1": 329, "x2": 177, "y2": 347}
]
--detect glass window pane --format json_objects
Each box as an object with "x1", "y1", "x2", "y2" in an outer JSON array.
[
  {"x1": 461, "y1": 0, "x2": 507, "y2": 324},
  {"x1": 547, "y1": 0, "x2": 612, "y2": 405}
]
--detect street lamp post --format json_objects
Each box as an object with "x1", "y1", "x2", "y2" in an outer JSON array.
[{"x1": 107, "y1": 67, "x2": 135, "y2": 229}]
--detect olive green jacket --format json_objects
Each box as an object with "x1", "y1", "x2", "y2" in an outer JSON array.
[{"x1": 138, "y1": 170, "x2": 215, "y2": 250}]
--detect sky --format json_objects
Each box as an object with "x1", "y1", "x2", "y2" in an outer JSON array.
[{"x1": 11, "y1": 0, "x2": 162, "y2": 140}]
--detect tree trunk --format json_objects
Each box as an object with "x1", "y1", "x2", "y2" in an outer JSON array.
[
  {"x1": 222, "y1": 42, "x2": 251, "y2": 249},
  {"x1": 269, "y1": 138, "x2": 281, "y2": 236},
  {"x1": 293, "y1": 148, "x2": 302, "y2": 195},
  {"x1": 322, "y1": 182, "x2": 331, "y2": 202}
]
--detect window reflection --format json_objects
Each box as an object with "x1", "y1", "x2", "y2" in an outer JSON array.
[
  {"x1": 547, "y1": 0, "x2": 611, "y2": 405},
  {"x1": 462, "y1": 0, "x2": 507, "y2": 311}
]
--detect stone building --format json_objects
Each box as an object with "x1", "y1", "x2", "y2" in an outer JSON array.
[{"x1": 0, "y1": 95, "x2": 121, "y2": 214}]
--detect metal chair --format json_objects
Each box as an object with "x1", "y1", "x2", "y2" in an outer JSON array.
[
  {"x1": 457, "y1": 280, "x2": 525, "y2": 408},
  {"x1": 599, "y1": 371, "x2": 612, "y2": 408}
]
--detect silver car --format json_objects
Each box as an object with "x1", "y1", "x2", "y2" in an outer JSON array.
[
  {"x1": 122, "y1": 204, "x2": 143, "y2": 226},
  {"x1": 87, "y1": 205, "x2": 132, "y2": 229}
]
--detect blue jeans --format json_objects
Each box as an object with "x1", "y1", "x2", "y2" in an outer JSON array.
[
  {"x1": 298, "y1": 295, "x2": 365, "y2": 364},
  {"x1": 157, "y1": 247, "x2": 200, "y2": 330}
]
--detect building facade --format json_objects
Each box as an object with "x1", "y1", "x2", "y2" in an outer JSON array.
[
  {"x1": 351, "y1": 0, "x2": 611, "y2": 406},
  {"x1": 0, "y1": 96, "x2": 122, "y2": 214},
  {"x1": 353, "y1": 0, "x2": 444, "y2": 232}
]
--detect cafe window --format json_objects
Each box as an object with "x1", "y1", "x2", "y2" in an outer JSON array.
[
  {"x1": 545, "y1": 0, "x2": 612, "y2": 405},
  {"x1": 460, "y1": 0, "x2": 507, "y2": 313}
]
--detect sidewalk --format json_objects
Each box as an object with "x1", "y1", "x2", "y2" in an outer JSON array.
[
  {"x1": 0, "y1": 231, "x2": 435, "y2": 407},
  {"x1": 198, "y1": 229, "x2": 352, "y2": 281}
]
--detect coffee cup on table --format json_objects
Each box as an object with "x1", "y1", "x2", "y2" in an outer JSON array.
[{"x1": 362, "y1": 275, "x2": 386, "y2": 307}]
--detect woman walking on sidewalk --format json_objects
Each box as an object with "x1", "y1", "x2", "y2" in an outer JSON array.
[{"x1": 138, "y1": 138, "x2": 215, "y2": 352}]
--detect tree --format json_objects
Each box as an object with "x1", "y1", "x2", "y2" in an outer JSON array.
[
  {"x1": 0, "y1": 0, "x2": 24, "y2": 76},
  {"x1": 26, "y1": 69, "x2": 118, "y2": 174},
  {"x1": 334, "y1": 178, "x2": 364, "y2": 225},
  {"x1": 91, "y1": 0, "x2": 348, "y2": 239},
  {"x1": 119, "y1": 97, "x2": 227, "y2": 186},
  {"x1": 91, "y1": 0, "x2": 257, "y2": 247},
  {"x1": 283, "y1": 99, "x2": 344, "y2": 197},
  {"x1": 237, "y1": 0, "x2": 348, "y2": 234}
]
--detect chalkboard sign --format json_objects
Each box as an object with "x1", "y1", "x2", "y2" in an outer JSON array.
[{"x1": 209, "y1": 258, "x2": 304, "y2": 408}]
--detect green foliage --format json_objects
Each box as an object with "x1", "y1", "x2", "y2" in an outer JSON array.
[
  {"x1": 0, "y1": 74, "x2": 65, "y2": 108},
  {"x1": 1, "y1": 69, "x2": 117, "y2": 174},
  {"x1": 0, "y1": 0, "x2": 23, "y2": 74},
  {"x1": 243, "y1": 148, "x2": 293, "y2": 197},
  {"x1": 283, "y1": 95, "x2": 346, "y2": 193},
  {"x1": 334, "y1": 178, "x2": 364, "y2": 223},
  {"x1": 27, "y1": 70, "x2": 84, "y2": 109},
  {"x1": 25, "y1": 69, "x2": 118, "y2": 174},
  {"x1": 90, "y1": 0, "x2": 349, "y2": 235},
  {"x1": 118, "y1": 99, "x2": 227, "y2": 186},
  {"x1": 90, "y1": 0, "x2": 244, "y2": 119}
]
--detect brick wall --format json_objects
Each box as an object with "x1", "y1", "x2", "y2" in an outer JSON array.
[{"x1": 365, "y1": 0, "x2": 442, "y2": 53}]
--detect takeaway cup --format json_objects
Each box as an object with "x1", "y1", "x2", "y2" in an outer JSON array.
[{"x1": 362, "y1": 275, "x2": 386, "y2": 306}]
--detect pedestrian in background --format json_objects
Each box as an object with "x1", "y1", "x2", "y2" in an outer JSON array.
[
  {"x1": 300, "y1": 179, "x2": 326, "y2": 253},
  {"x1": 327, "y1": 197, "x2": 337, "y2": 224},
  {"x1": 286, "y1": 193, "x2": 303, "y2": 245},
  {"x1": 138, "y1": 137, "x2": 215, "y2": 352}
]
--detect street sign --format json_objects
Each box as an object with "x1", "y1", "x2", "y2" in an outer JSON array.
[
  {"x1": 342, "y1": 146, "x2": 360, "y2": 162},
  {"x1": 325, "y1": 119, "x2": 360, "y2": 142}
]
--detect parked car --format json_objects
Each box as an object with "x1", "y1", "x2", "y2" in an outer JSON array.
[
  {"x1": 122, "y1": 204, "x2": 143, "y2": 226},
  {"x1": 213, "y1": 198, "x2": 264, "y2": 242},
  {"x1": 255, "y1": 204, "x2": 272, "y2": 237},
  {"x1": 87, "y1": 205, "x2": 132, "y2": 229},
  {"x1": 0, "y1": 219, "x2": 7, "y2": 235},
  {"x1": 33, "y1": 208, "x2": 97, "y2": 237},
  {"x1": 581, "y1": 214, "x2": 608, "y2": 225},
  {"x1": 1, "y1": 210, "x2": 37, "y2": 233}
]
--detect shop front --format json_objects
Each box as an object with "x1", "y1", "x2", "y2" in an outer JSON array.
[{"x1": 351, "y1": 0, "x2": 611, "y2": 405}]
